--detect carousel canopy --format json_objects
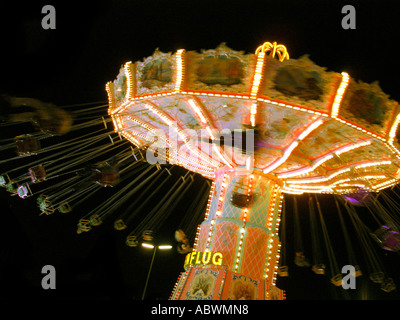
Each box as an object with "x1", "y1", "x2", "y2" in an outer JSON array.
[{"x1": 107, "y1": 42, "x2": 400, "y2": 195}]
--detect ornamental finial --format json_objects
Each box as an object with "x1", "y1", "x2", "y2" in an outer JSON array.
[{"x1": 255, "y1": 41, "x2": 289, "y2": 61}]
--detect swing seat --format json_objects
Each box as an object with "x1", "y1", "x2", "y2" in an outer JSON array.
[
  {"x1": 126, "y1": 235, "x2": 139, "y2": 247},
  {"x1": 15, "y1": 134, "x2": 40, "y2": 156},
  {"x1": 381, "y1": 277, "x2": 396, "y2": 292},
  {"x1": 58, "y1": 201, "x2": 71, "y2": 213},
  {"x1": 38, "y1": 195, "x2": 54, "y2": 215},
  {"x1": 278, "y1": 266, "x2": 289, "y2": 277},
  {"x1": 114, "y1": 219, "x2": 127, "y2": 230},
  {"x1": 0, "y1": 174, "x2": 10, "y2": 187},
  {"x1": 312, "y1": 264, "x2": 326, "y2": 275},
  {"x1": 175, "y1": 229, "x2": 187, "y2": 242},
  {"x1": 6, "y1": 182, "x2": 18, "y2": 194},
  {"x1": 354, "y1": 265, "x2": 362, "y2": 277},
  {"x1": 17, "y1": 184, "x2": 32, "y2": 199},
  {"x1": 294, "y1": 252, "x2": 311, "y2": 267},
  {"x1": 369, "y1": 272, "x2": 385, "y2": 283},
  {"x1": 92, "y1": 169, "x2": 120, "y2": 187},
  {"x1": 371, "y1": 225, "x2": 400, "y2": 252},
  {"x1": 29, "y1": 164, "x2": 46, "y2": 183},
  {"x1": 177, "y1": 243, "x2": 192, "y2": 254},
  {"x1": 142, "y1": 230, "x2": 153, "y2": 241},
  {"x1": 331, "y1": 274, "x2": 343, "y2": 286},
  {"x1": 89, "y1": 214, "x2": 102, "y2": 226},
  {"x1": 77, "y1": 219, "x2": 91, "y2": 233}
]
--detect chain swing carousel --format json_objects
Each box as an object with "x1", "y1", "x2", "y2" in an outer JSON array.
[
  {"x1": 2, "y1": 41, "x2": 400, "y2": 299},
  {"x1": 105, "y1": 41, "x2": 400, "y2": 300}
]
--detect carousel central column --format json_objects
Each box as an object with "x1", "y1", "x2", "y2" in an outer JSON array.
[{"x1": 171, "y1": 167, "x2": 285, "y2": 300}]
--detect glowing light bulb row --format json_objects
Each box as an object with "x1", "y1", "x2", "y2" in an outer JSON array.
[
  {"x1": 172, "y1": 143, "x2": 216, "y2": 175},
  {"x1": 170, "y1": 270, "x2": 189, "y2": 300},
  {"x1": 331, "y1": 72, "x2": 350, "y2": 118},
  {"x1": 204, "y1": 173, "x2": 229, "y2": 252},
  {"x1": 121, "y1": 131, "x2": 149, "y2": 147},
  {"x1": 278, "y1": 153, "x2": 333, "y2": 179},
  {"x1": 188, "y1": 98, "x2": 207, "y2": 124},
  {"x1": 282, "y1": 185, "x2": 332, "y2": 194},
  {"x1": 215, "y1": 173, "x2": 229, "y2": 219},
  {"x1": 259, "y1": 98, "x2": 329, "y2": 117},
  {"x1": 175, "y1": 157, "x2": 215, "y2": 178},
  {"x1": 125, "y1": 114, "x2": 215, "y2": 176},
  {"x1": 372, "y1": 178, "x2": 398, "y2": 191},
  {"x1": 278, "y1": 137, "x2": 372, "y2": 179},
  {"x1": 271, "y1": 243, "x2": 281, "y2": 286},
  {"x1": 386, "y1": 142, "x2": 400, "y2": 160},
  {"x1": 263, "y1": 118, "x2": 324, "y2": 174},
  {"x1": 113, "y1": 115, "x2": 126, "y2": 132},
  {"x1": 335, "y1": 139, "x2": 372, "y2": 156},
  {"x1": 264, "y1": 237, "x2": 275, "y2": 280},
  {"x1": 142, "y1": 101, "x2": 220, "y2": 168},
  {"x1": 266, "y1": 185, "x2": 280, "y2": 230},
  {"x1": 187, "y1": 98, "x2": 235, "y2": 168},
  {"x1": 263, "y1": 141, "x2": 299, "y2": 174},
  {"x1": 126, "y1": 114, "x2": 156, "y2": 132},
  {"x1": 250, "y1": 102, "x2": 258, "y2": 127},
  {"x1": 250, "y1": 51, "x2": 266, "y2": 98},
  {"x1": 242, "y1": 174, "x2": 254, "y2": 223},
  {"x1": 286, "y1": 159, "x2": 392, "y2": 187},
  {"x1": 249, "y1": 51, "x2": 266, "y2": 127},
  {"x1": 110, "y1": 115, "x2": 120, "y2": 133},
  {"x1": 234, "y1": 226, "x2": 246, "y2": 272},
  {"x1": 124, "y1": 61, "x2": 135, "y2": 99},
  {"x1": 354, "y1": 160, "x2": 392, "y2": 170},
  {"x1": 286, "y1": 167, "x2": 351, "y2": 184},
  {"x1": 286, "y1": 173, "x2": 388, "y2": 194},
  {"x1": 192, "y1": 225, "x2": 201, "y2": 251},
  {"x1": 273, "y1": 195, "x2": 284, "y2": 235},
  {"x1": 388, "y1": 113, "x2": 400, "y2": 143},
  {"x1": 331, "y1": 174, "x2": 386, "y2": 189},
  {"x1": 105, "y1": 81, "x2": 115, "y2": 112},
  {"x1": 174, "y1": 49, "x2": 185, "y2": 92},
  {"x1": 334, "y1": 116, "x2": 386, "y2": 141},
  {"x1": 204, "y1": 180, "x2": 216, "y2": 221},
  {"x1": 336, "y1": 183, "x2": 366, "y2": 189}
]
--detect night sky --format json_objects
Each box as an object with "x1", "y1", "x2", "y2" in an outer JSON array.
[{"x1": 1, "y1": 0, "x2": 400, "y2": 305}]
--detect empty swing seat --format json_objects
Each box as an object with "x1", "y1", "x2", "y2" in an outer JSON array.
[
  {"x1": 17, "y1": 184, "x2": 32, "y2": 198},
  {"x1": 371, "y1": 225, "x2": 400, "y2": 252},
  {"x1": 77, "y1": 219, "x2": 91, "y2": 233},
  {"x1": 294, "y1": 252, "x2": 311, "y2": 267},
  {"x1": 142, "y1": 230, "x2": 153, "y2": 241},
  {"x1": 29, "y1": 164, "x2": 46, "y2": 183},
  {"x1": 381, "y1": 277, "x2": 396, "y2": 292},
  {"x1": 126, "y1": 235, "x2": 139, "y2": 247},
  {"x1": 312, "y1": 264, "x2": 326, "y2": 275},
  {"x1": 114, "y1": 219, "x2": 127, "y2": 230},
  {"x1": 15, "y1": 134, "x2": 40, "y2": 156},
  {"x1": 278, "y1": 266, "x2": 289, "y2": 277},
  {"x1": 369, "y1": 272, "x2": 385, "y2": 283},
  {"x1": 89, "y1": 214, "x2": 102, "y2": 226},
  {"x1": 58, "y1": 201, "x2": 71, "y2": 213},
  {"x1": 91, "y1": 168, "x2": 120, "y2": 187},
  {"x1": 331, "y1": 274, "x2": 343, "y2": 286}
]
